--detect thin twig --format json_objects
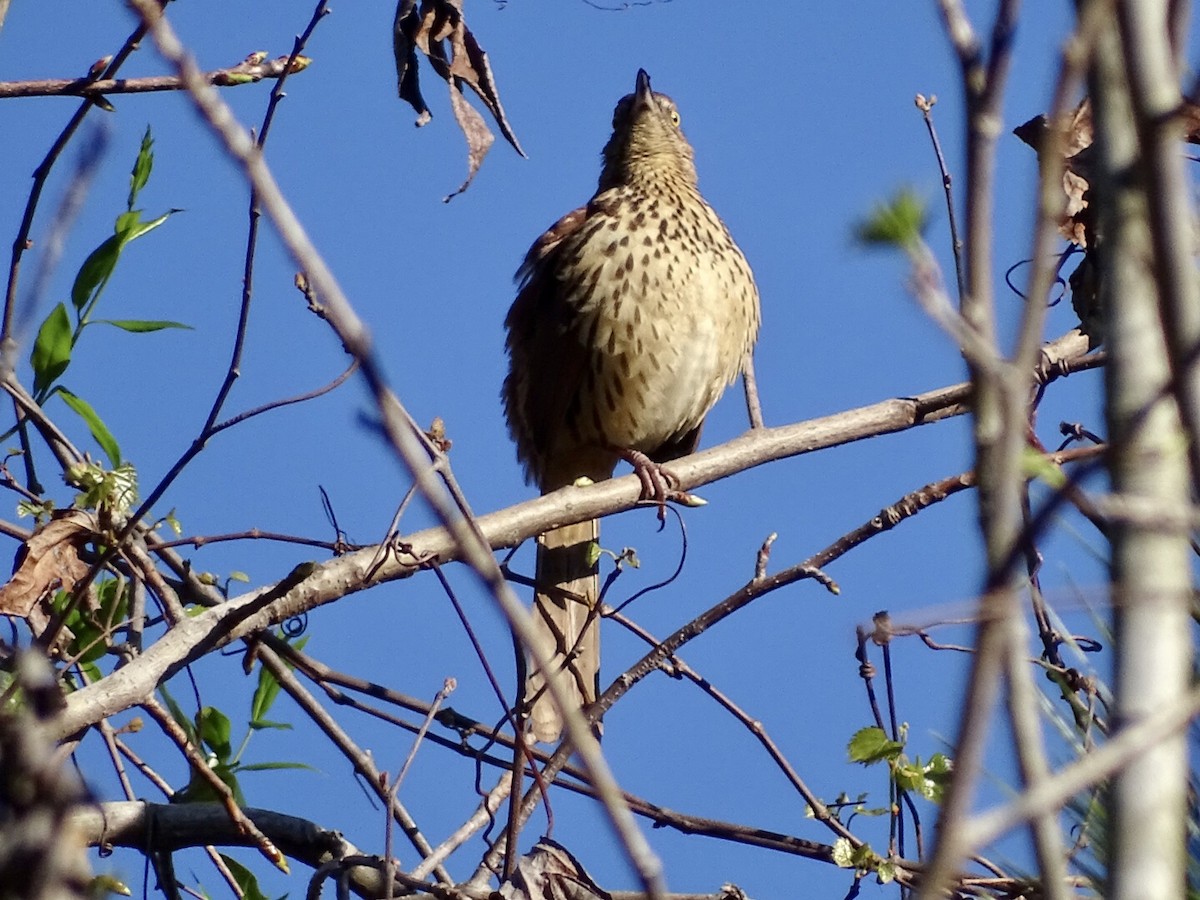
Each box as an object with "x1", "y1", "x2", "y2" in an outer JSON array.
[
  {"x1": 156, "y1": 527, "x2": 364, "y2": 553},
  {"x1": 915, "y1": 94, "x2": 967, "y2": 301},
  {"x1": 211, "y1": 361, "x2": 358, "y2": 435},
  {"x1": 385, "y1": 679, "x2": 455, "y2": 900},
  {"x1": 741, "y1": 353, "x2": 764, "y2": 429}
]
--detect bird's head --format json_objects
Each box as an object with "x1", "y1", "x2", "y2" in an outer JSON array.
[{"x1": 599, "y1": 69, "x2": 698, "y2": 190}]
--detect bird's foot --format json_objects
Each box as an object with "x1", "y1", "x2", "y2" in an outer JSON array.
[{"x1": 619, "y1": 448, "x2": 680, "y2": 523}]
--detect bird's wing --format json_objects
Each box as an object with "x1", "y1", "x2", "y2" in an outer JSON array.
[{"x1": 503, "y1": 204, "x2": 597, "y2": 489}]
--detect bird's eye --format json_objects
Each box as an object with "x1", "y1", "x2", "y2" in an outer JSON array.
[{"x1": 669, "y1": 110, "x2": 681, "y2": 127}]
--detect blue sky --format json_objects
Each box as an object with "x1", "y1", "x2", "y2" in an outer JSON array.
[{"x1": 0, "y1": 2, "x2": 1113, "y2": 897}]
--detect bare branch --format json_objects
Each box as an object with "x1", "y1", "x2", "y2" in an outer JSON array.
[
  {"x1": 0, "y1": 54, "x2": 312, "y2": 100},
  {"x1": 49, "y1": 355, "x2": 1099, "y2": 742}
]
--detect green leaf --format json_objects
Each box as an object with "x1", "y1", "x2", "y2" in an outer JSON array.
[
  {"x1": 114, "y1": 210, "x2": 141, "y2": 239},
  {"x1": 923, "y1": 753, "x2": 953, "y2": 803},
  {"x1": 128, "y1": 126, "x2": 154, "y2": 210},
  {"x1": 30, "y1": 302, "x2": 73, "y2": 395},
  {"x1": 89, "y1": 874, "x2": 133, "y2": 897},
  {"x1": 831, "y1": 837, "x2": 855, "y2": 869},
  {"x1": 198, "y1": 706, "x2": 233, "y2": 762},
  {"x1": 250, "y1": 634, "x2": 307, "y2": 726},
  {"x1": 218, "y1": 855, "x2": 269, "y2": 900},
  {"x1": 119, "y1": 208, "x2": 180, "y2": 244},
  {"x1": 1022, "y1": 447, "x2": 1067, "y2": 489},
  {"x1": 216, "y1": 762, "x2": 246, "y2": 806},
  {"x1": 71, "y1": 233, "x2": 123, "y2": 312},
  {"x1": 16, "y1": 499, "x2": 49, "y2": 520},
  {"x1": 893, "y1": 753, "x2": 953, "y2": 802},
  {"x1": 237, "y1": 761, "x2": 317, "y2": 773},
  {"x1": 250, "y1": 667, "x2": 282, "y2": 728},
  {"x1": 71, "y1": 209, "x2": 180, "y2": 314},
  {"x1": 158, "y1": 683, "x2": 198, "y2": 746},
  {"x1": 849, "y1": 843, "x2": 880, "y2": 871},
  {"x1": 177, "y1": 761, "x2": 243, "y2": 805},
  {"x1": 96, "y1": 578, "x2": 129, "y2": 626},
  {"x1": 70, "y1": 618, "x2": 109, "y2": 664},
  {"x1": 55, "y1": 387, "x2": 121, "y2": 467},
  {"x1": 848, "y1": 726, "x2": 905, "y2": 765},
  {"x1": 247, "y1": 719, "x2": 293, "y2": 732},
  {"x1": 95, "y1": 319, "x2": 193, "y2": 333},
  {"x1": 855, "y1": 188, "x2": 929, "y2": 249},
  {"x1": 876, "y1": 860, "x2": 897, "y2": 885}
]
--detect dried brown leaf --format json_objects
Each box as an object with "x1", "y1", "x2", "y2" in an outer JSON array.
[
  {"x1": 1014, "y1": 99, "x2": 1095, "y2": 247},
  {"x1": 498, "y1": 839, "x2": 611, "y2": 900},
  {"x1": 448, "y1": 9, "x2": 524, "y2": 155},
  {"x1": 445, "y1": 81, "x2": 495, "y2": 201},
  {"x1": 393, "y1": 0, "x2": 432, "y2": 124},
  {"x1": 0, "y1": 510, "x2": 96, "y2": 619},
  {"x1": 392, "y1": 0, "x2": 524, "y2": 197}
]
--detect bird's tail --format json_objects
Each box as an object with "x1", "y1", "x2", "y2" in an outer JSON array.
[{"x1": 525, "y1": 518, "x2": 601, "y2": 744}]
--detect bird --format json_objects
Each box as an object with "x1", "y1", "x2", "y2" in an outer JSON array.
[{"x1": 502, "y1": 69, "x2": 760, "y2": 743}]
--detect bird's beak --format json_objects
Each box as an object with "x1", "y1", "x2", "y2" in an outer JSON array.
[{"x1": 634, "y1": 69, "x2": 653, "y2": 105}]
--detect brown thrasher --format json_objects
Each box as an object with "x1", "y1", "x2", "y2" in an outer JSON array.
[{"x1": 502, "y1": 69, "x2": 760, "y2": 743}]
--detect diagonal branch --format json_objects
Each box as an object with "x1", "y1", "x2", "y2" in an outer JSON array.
[{"x1": 49, "y1": 349, "x2": 1099, "y2": 743}]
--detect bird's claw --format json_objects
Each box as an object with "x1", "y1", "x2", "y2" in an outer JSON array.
[{"x1": 620, "y1": 448, "x2": 681, "y2": 524}]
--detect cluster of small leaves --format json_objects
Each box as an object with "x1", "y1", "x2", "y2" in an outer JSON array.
[
  {"x1": 28, "y1": 125, "x2": 188, "y2": 468},
  {"x1": 64, "y1": 458, "x2": 137, "y2": 520},
  {"x1": 831, "y1": 837, "x2": 896, "y2": 885},
  {"x1": 585, "y1": 540, "x2": 639, "y2": 570},
  {"x1": 855, "y1": 189, "x2": 930, "y2": 251},
  {"x1": 160, "y1": 635, "x2": 311, "y2": 807},
  {"x1": 848, "y1": 725, "x2": 952, "y2": 803}
]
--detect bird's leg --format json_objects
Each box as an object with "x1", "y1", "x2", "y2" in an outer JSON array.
[{"x1": 619, "y1": 447, "x2": 680, "y2": 522}]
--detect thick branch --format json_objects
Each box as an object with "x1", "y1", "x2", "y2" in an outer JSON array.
[
  {"x1": 73, "y1": 801, "x2": 763, "y2": 900},
  {"x1": 1096, "y1": 5, "x2": 1194, "y2": 898},
  {"x1": 74, "y1": 801, "x2": 385, "y2": 899}
]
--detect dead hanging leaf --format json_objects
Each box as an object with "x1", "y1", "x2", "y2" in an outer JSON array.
[
  {"x1": 1069, "y1": 249, "x2": 1105, "y2": 346},
  {"x1": 393, "y1": 0, "x2": 525, "y2": 198},
  {"x1": 1015, "y1": 100, "x2": 1103, "y2": 344},
  {"x1": 498, "y1": 839, "x2": 611, "y2": 900},
  {"x1": 445, "y1": 85, "x2": 495, "y2": 200},
  {"x1": 0, "y1": 510, "x2": 97, "y2": 630},
  {"x1": 1014, "y1": 99, "x2": 1096, "y2": 247}
]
